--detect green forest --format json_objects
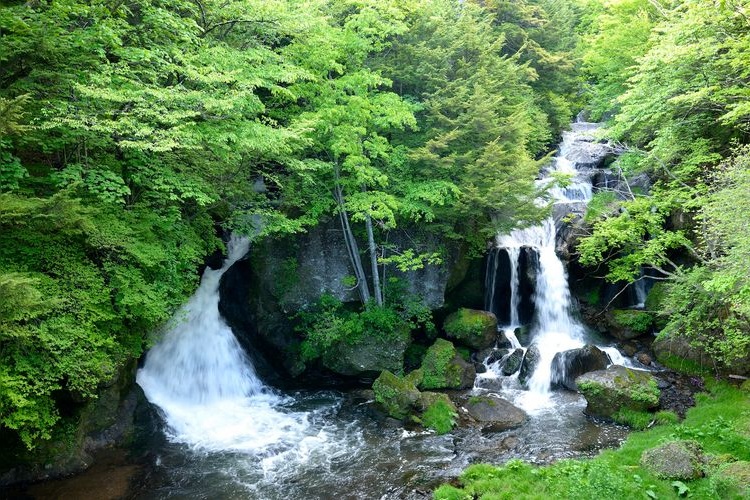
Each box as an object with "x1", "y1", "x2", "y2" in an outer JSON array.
[{"x1": 1, "y1": 0, "x2": 749, "y2": 497}]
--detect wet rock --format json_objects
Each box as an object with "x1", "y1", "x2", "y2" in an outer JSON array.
[
  {"x1": 654, "y1": 371, "x2": 703, "y2": 418},
  {"x1": 499, "y1": 435, "x2": 521, "y2": 450},
  {"x1": 486, "y1": 348, "x2": 509, "y2": 365},
  {"x1": 575, "y1": 365, "x2": 660, "y2": 418},
  {"x1": 443, "y1": 309, "x2": 498, "y2": 350},
  {"x1": 474, "y1": 362, "x2": 487, "y2": 374},
  {"x1": 419, "y1": 339, "x2": 476, "y2": 390},
  {"x1": 463, "y1": 396, "x2": 528, "y2": 431},
  {"x1": 620, "y1": 342, "x2": 638, "y2": 357},
  {"x1": 518, "y1": 344, "x2": 541, "y2": 386},
  {"x1": 501, "y1": 348, "x2": 525, "y2": 376},
  {"x1": 640, "y1": 440, "x2": 704, "y2": 480},
  {"x1": 372, "y1": 371, "x2": 421, "y2": 420},
  {"x1": 551, "y1": 345, "x2": 611, "y2": 391}
]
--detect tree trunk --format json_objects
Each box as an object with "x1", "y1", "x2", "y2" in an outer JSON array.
[
  {"x1": 335, "y1": 183, "x2": 371, "y2": 304},
  {"x1": 365, "y1": 212, "x2": 383, "y2": 306}
]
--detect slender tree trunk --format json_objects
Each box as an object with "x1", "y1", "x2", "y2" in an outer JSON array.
[
  {"x1": 334, "y1": 175, "x2": 370, "y2": 304},
  {"x1": 365, "y1": 212, "x2": 383, "y2": 306}
]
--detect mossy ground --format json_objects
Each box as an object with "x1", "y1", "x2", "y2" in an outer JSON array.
[{"x1": 435, "y1": 380, "x2": 750, "y2": 499}]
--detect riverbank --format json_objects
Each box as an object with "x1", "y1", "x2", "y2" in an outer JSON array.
[{"x1": 436, "y1": 379, "x2": 750, "y2": 499}]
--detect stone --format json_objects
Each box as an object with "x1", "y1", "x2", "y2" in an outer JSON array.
[
  {"x1": 443, "y1": 308, "x2": 498, "y2": 350},
  {"x1": 419, "y1": 339, "x2": 476, "y2": 390},
  {"x1": 575, "y1": 365, "x2": 660, "y2": 418},
  {"x1": 322, "y1": 324, "x2": 410, "y2": 377},
  {"x1": 463, "y1": 396, "x2": 528, "y2": 431},
  {"x1": 372, "y1": 371, "x2": 421, "y2": 420},
  {"x1": 635, "y1": 352, "x2": 652, "y2": 366},
  {"x1": 518, "y1": 344, "x2": 541, "y2": 386},
  {"x1": 501, "y1": 348, "x2": 525, "y2": 376},
  {"x1": 551, "y1": 345, "x2": 611, "y2": 391},
  {"x1": 640, "y1": 440, "x2": 704, "y2": 480}
]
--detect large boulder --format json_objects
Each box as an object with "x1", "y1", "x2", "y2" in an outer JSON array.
[
  {"x1": 372, "y1": 370, "x2": 421, "y2": 420},
  {"x1": 322, "y1": 325, "x2": 410, "y2": 377},
  {"x1": 518, "y1": 344, "x2": 541, "y2": 386},
  {"x1": 419, "y1": 339, "x2": 476, "y2": 390},
  {"x1": 575, "y1": 365, "x2": 660, "y2": 418},
  {"x1": 551, "y1": 345, "x2": 611, "y2": 391},
  {"x1": 443, "y1": 308, "x2": 498, "y2": 350},
  {"x1": 463, "y1": 395, "x2": 528, "y2": 431},
  {"x1": 640, "y1": 440, "x2": 704, "y2": 480}
]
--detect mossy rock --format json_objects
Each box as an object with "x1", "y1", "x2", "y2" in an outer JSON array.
[
  {"x1": 372, "y1": 370, "x2": 420, "y2": 420},
  {"x1": 405, "y1": 368, "x2": 424, "y2": 387},
  {"x1": 575, "y1": 365, "x2": 660, "y2": 418},
  {"x1": 640, "y1": 440, "x2": 704, "y2": 480},
  {"x1": 322, "y1": 324, "x2": 410, "y2": 377},
  {"x1": 607, "y1": 309, "x2": 654, "y2": 340},
  {"x1": 644, "y1": 282, "x2": 669, "y2": 330},
  {"x1": 417, "y1": 392, "x2": 458, "y2": 435},
  {"x1": 443, "y1": 308, "x2": 497, "y2": 350},
  {"x1": 419, "y1": 339, "x2": 476, "y2": 390},
  {"x1": 711, "y1": 461, "x2": 750, "y2": 499}
]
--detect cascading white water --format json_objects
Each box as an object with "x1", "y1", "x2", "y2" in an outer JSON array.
[
  {"x1": 480, "y1": 120, "x2": 611, "y2": 409},
  {"x1": 137, "y1": 236, "x2": 315, "y2": 453}
]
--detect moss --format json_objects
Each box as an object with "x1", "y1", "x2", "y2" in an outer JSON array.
[
  {"x1": 456, "y1": 346, "x2": 471, "y2": 362},
  {"x1": 419, "y1": 339, "x2": 462, "y2": 389},
  {"x1": 640, "y1": 440, "x2": 704, "y2": 480},
  {"x1": 404, "y1": 368, "x2": 424, "y2": 387},
  {"x1": 443, "y1": 308, "x2": 496, "y2": 349},
  {"x1": 372, "y1": 370, "x2": 420, "y2": 420},
  {"x1": 418, "y1": 394, "x2": 458, "y2": 435},
  {"x1": 578, "y1": 367, "x2": 660, "y2": 417},
  {"x1": 611, "y1": 309, "x2": 654, "y2": 334}
]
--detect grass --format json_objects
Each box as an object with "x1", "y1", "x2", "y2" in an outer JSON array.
[{"x1": 435, "y1": 380, "x2": 750, "y2": 499}]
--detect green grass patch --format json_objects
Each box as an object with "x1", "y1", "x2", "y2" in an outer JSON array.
[{"x1": 435, "y1": 380, "x2": 750, "y2": 499}]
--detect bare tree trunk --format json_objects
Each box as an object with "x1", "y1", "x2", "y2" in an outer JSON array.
[
  {"x1": 365, "y1": 212, "x2": 383, "y2": 306},
  {"x1": 334, "y1": 180, "x2": 370, "y2": 304}
]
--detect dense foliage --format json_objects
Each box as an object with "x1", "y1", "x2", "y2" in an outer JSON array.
[
  {"x1": 0, "y1": 0, "x2": 581, "y2": 449},
  {"x1": 577, "y1": 0, "x2": 750, "y2": 370}
]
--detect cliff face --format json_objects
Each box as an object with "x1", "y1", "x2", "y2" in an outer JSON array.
[{"x1": 218, "y1": 219, "x2": 473, "y2": 382}]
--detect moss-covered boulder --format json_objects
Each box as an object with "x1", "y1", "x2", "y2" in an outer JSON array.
[
  {"x1": 463, "y1": 395, "x2": 527, "y2": 431},
  {"x1": 711, "y1": 461, "x2": 750, "y2": 499},
  {"x1": 575, "y1": 365, "x2": 660, "y2": 418},
  {"x1": 640, "y1": 440, "x2": 704, "y2": 480},
  {"x1": 416, "y1": 392, "x2": 458, "y2": 434},
  {"x1": 419, "y1": 339, "x2": 476, "y2": 390},
  {"x1": 443, "y1": 308, "x2": 498, "y2": 350},
  {"x1": 322, "y1": 324, "x2": 410, "y2": 377},
  {"x1": 606, "y1": 309, "x2": 654, "y2": 340},
  {"x1": 372, "y1": 370, "x2": 420, "y2": 420},
  {"x1": 501, "y1": 348, "x2": 524, "y2": 376}
]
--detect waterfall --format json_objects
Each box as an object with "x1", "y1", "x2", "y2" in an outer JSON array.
[
  {"x1": 137, "y1": 235, "x2": 311, "y2": 452},
  {"x1": 481, "y1": 119, "x2": 612, "y2": 402}
]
